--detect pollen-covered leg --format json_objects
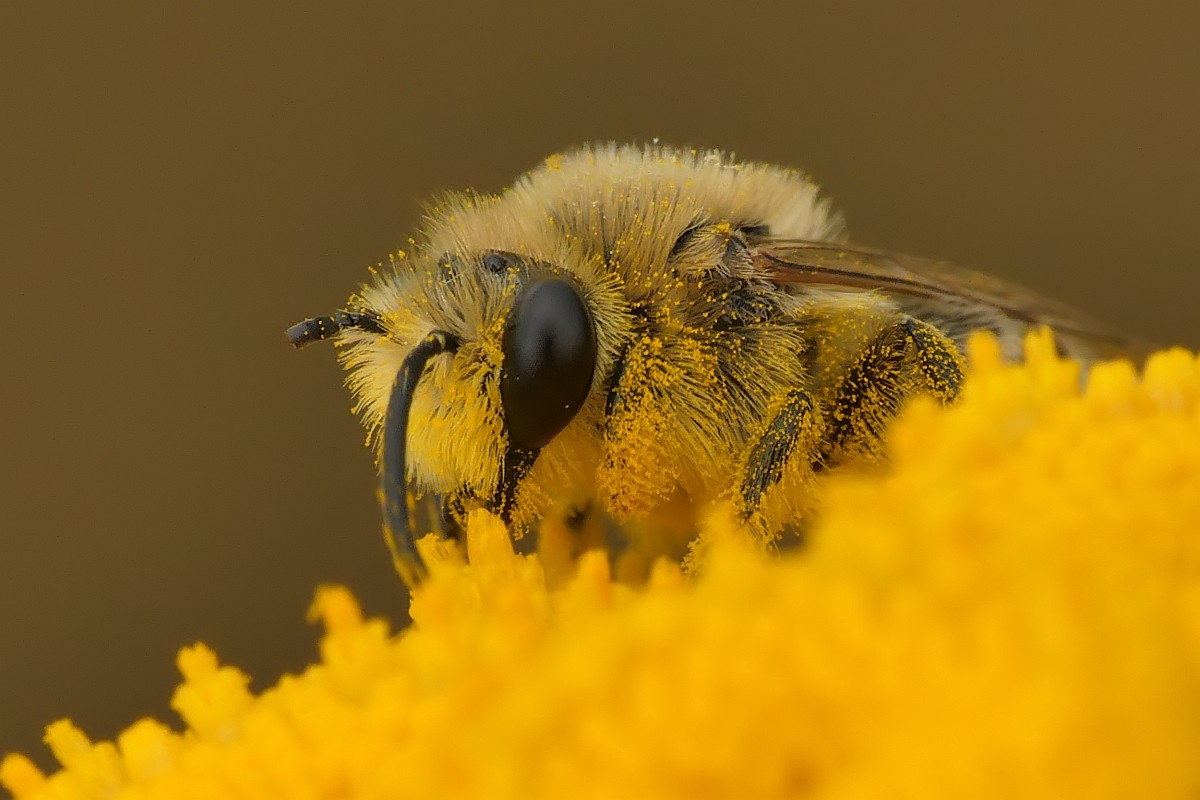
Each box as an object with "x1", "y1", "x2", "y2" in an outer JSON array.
[
  {"x1": 731, "y1": 385, "x2": 827, "y2": 543},
  {"x1": 738, "y1": 387, "x2": 822, "y2": 520},
  {"x1": 596, "y1": 337, "x2": 700, "y2": 521},
  {"x1": 821, "y1": 315, "x2": 964, "y2": 463}
]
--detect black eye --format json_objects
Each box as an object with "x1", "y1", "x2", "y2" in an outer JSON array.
[
  {"x1": 500, "y1": 278, "x2": 597, "y2": 451},
  {"x1": 483, "y1": 252, "x2": 511, "y2": 274}
]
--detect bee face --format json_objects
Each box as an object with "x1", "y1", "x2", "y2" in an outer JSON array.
[
  {"x1": 337, "y1": 246, "x2": 607, "y2": 499},
  {"x1": 291, "y1": 143, "x2": 1126, "y2": 584}
]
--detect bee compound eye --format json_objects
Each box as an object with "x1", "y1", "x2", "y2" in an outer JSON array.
[
  {"x1": 500, "y1": 278, "x2": 597, "y2": 451},
  {"x1": 483, "y1": 252, "x2": 511, "y2": 274}
]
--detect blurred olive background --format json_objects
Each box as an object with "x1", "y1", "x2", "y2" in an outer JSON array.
[{"x1": 3, "y1": 2, "x2": 1198, "y2": 769}]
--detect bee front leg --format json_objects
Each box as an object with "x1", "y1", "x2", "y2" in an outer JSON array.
[{"x1": 820, "y1": 315, "x2": 965, "y2": 464}]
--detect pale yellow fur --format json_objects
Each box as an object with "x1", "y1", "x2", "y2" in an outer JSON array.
[{"x1": 338, "y1": 144, "x2": 879, "y2": 529}]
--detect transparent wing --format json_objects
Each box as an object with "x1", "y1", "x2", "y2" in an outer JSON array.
[{"x1": 752, "y1": 238, "x2": 1145, "y2": 360}]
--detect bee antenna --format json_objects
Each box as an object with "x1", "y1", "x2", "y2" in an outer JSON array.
[
  {"x1": 285, "y1": 310, "x2": 387, "y2": 348},
  {"x1": 381, "y1": 330, "x2": 461, "y2": 587}
]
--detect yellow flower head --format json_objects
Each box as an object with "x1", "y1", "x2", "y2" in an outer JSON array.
[{"x1": 4, "y1": 332, "x2": 1200, "y2": 799}]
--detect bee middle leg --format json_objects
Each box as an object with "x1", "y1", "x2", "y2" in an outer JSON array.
[
  {"x1": 732, "y1": 384, "x2": 826, "y2": 547},
  {"x1": 739, "y1": 387, "x2": 821, "y2": 513}
]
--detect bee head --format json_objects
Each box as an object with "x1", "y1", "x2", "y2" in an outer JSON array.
[{"x1": 287, "y1": 249, "x2": 600, "y2": 584}]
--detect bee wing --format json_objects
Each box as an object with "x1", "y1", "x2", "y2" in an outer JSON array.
[{"x1": 751, "y1": 238, "x2": 1145, "y2": 360}]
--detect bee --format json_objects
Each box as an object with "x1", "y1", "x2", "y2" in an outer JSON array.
[{"x1": 288, "y1": 143, "x2": 1135, "y2": 585}]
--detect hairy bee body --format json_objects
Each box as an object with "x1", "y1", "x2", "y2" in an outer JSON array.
[{"x1": 294, "y1": 144, "x2": 1131, "y2": 579}]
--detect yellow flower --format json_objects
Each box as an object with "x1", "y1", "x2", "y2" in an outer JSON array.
[{"x1": 5, "y1": 332, "x2": 1200, "y2": 799}]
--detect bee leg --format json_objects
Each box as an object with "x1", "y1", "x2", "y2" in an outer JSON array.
[
  {"x1": 439, "y1": 494, "x2": 467, "y2": 542},
  {"x1": 821, "y1": 315, "x2": 964, "y2": 463},
  {"x1": 496, "y1": 448, "x2": 540, "y2": 521},
  {"x1": 739, "y1": 387, "x2": 821, "y2": 515},
  {"x1": 596, "y1": 339, "x2": 688, "y2": 522}
]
